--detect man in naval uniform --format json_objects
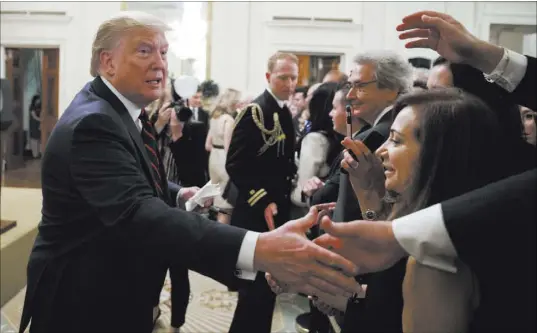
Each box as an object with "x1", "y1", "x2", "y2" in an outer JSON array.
[{"x1": 225, "y1": 52, "x2": 298, "y2": 333}]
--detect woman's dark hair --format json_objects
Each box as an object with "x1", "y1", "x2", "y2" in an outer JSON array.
[
  {"x1": 389, "y1": 89, "x2": 511, "y2": 220},
  {"x1": 297, "y1": 82, "x2": 340, "y2": 166},
  {"x1": 30, "y1": 94, "x2": 41, "y2": 111}
]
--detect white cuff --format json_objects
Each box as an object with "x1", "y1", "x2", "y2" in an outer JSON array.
[
  {"x1": 392, "y1": 204, "x2": 458, "y2": 273},
  {"x1": 484, "y1": 49, "x2": 528, "y2": 92},
  {"x1": 235, "y1": 231, "x2": 259, "y2": 280}
]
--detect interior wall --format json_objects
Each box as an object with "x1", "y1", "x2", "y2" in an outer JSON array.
[
  {"x1": 210, "y1": 1, "x2": 536, "y2": 96},
  {"x1": 0, "y1": 1, "x2": 122, "y2": 116}
]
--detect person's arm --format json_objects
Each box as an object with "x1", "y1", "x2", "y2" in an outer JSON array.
[
  {"x1": 226, "y1": 107, "x2": 273, "y2": 213},
  {"x1": 31, "y1": 110, "x2": 41, "y2": 121},
  {"x1": 70, "y1": 112, "x2": 249, "y2": 284},
  {"x1": 393, "y1": 168, "x2": 537, "y2": 273},
  {"x1": 223, "y1": 115, "x2": 234, "y2": 152},
  {"x1": 291, "y1": 133, "x2": 330, "y2": 207},
  {"x1": 402, "y1": 257, "x2": 477, "y2": 333},
  {"x1": 205, "y1": 132, "x2": 213, "y2": 152}
]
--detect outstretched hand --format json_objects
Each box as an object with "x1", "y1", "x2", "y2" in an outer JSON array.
[
  {"x1": 255, "y1": 207, "x2": 362, "y2": 299},
  {"x1": 314, "y1": 216, "x2": 407, "y2": 275}
]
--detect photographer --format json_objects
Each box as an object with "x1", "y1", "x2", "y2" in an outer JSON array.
[{"x1": 148, "y1": 85, "x2": 183, "y2": 185}]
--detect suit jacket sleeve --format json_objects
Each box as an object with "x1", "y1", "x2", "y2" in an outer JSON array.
[
  {"x1": 69, "y1": 113, "x2": 247, "y2": 284},
  {"x1": 167, "y1": 181, "x2": 182, "y2": 207},
  {"x1": 512, "y1": 56, "x2": 536, "y2": 110},
  {"x1": 442, "y1": 169, "x2": 536, "y2": 273},
  {"x1": 226, "y1": 107, "x2": 273, "y2": 212}
]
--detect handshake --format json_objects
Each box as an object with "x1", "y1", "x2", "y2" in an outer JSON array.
[{"x1": 253, "y1": 204, "x2": 406, "y2": 314}]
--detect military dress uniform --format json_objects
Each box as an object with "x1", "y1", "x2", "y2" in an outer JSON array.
[{"x1": 226, "y1": 89, "x2": 296, "y2": 333}]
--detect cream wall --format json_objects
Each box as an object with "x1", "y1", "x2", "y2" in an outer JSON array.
[
  {"x1": 210, "y1": 1, "x2": 537, "y2": 95},
  {"x1": 1, "y1": 2, "x2": 535, "y2": 115},
  {"x1": 0, "y1": 1, "x2": 123, "y2": 115}
]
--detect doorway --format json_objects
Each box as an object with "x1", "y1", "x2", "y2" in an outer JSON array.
[
  {"x1": 2, "y1": 47, "x2": 59, "y2": 188},
  {"x1": 293, "y1": 53, "x2": 342, "y2": 86}
]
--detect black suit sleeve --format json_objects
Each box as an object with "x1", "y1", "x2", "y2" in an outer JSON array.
[
  {"x1": 443, "y1": 169, "x2": 536, "y2": 271},
  {"x1": 167, "y1": 181, "x2": 181, "y2": 207},
  {"x1": 69, "y1": 113, "x2": 247, "y2": 283},
  {"x1": 512, "y1": 56, "x2": 536, "y2": 110},
  {"x1": 226, "y1": 108, "x2": 273, "y2": 212},
  {"x1": 310, "y1": 167, "x2": 341, "y2": 206}
]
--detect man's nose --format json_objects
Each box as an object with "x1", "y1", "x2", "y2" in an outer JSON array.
[{"x1": 153, "y1": 53, "x2": 166, "y2": 70}]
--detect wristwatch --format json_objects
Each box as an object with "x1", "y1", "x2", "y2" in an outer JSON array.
[{"x1": 363, "y1": 209, "x2": 377, "y2": 221}]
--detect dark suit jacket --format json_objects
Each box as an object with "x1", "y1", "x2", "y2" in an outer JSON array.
[
  {"x1": 512, "y1": 56, "x2": 536, "y2": 111},
  {"x1": 226, "y1": 90, "x2": 296, "y2": 232},
  {"x1": 170, "y1": 120, "x2": 209, "y2": 187},
  {"x1": 20, "y1": 77, "x2": 247, "y2": 333},
  {"x1": 442, "y1": 55, "x2": 536, "y2": 332}
]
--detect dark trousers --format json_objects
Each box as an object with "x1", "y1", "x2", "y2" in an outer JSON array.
[
  {"x1": 229, "y1": 272, "x2": 276, "y2": 333},
  {"x1": 150, "y1": 262, "x2": 190, "y2": 329}
]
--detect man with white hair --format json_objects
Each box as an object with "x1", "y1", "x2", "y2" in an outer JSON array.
[{"x1": 19, "y1": 12, "x2": 360, "y2": 333}]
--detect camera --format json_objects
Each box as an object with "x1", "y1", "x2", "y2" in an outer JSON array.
[{"x1": 168, "y1": 100, "x2": 193, "y2": 122}]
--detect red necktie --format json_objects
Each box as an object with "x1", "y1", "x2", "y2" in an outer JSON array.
[{"x1": 138, "y1": 108, "x2": 164, "y2": 197}]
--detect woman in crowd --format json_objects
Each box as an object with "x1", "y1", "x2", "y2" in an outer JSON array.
[
  {"x1": 520, "y1": 105, "x2": 536, "y2": 146},
  {"x1": 337, "y1": 89, "x2": 514, "y2": 332},
  {"x1": 205, "y1": 88, "x2": 241, "y2": 224},
  {"x1": 291, "y1": 82, "x2": 342, "y2": 211},
  {"x1": 29, "y1": 94, "x2": 42, "y2": 158}
]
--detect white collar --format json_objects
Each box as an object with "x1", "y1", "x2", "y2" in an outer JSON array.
[
  {"x1": 373, "y1": 105, "x2": 393, "y2": 127},
  {"x1": 100, "y1": 76, "x2": 142, "y2": 123},
  {"x1": 266, "y1": 89, "x2": 286, "y2": 109}
]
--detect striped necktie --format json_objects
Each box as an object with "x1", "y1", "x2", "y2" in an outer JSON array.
[{"x1": 138, "y1": 108, "x2": 164, "y2": 197}]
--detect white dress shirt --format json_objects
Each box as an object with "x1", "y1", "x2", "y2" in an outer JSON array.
[
  {"x1": 392, "y1": 49, "x2": 529, "y2": 273},
  {"x1": 192, "y1": 107, "x2": 199, "y2": 121},
  {"x1": 266, "y1": 88, "x2": 287, "y2": 108},
  {"x1": 100, "y1": 77, "x2": 258, "y2": 279}
]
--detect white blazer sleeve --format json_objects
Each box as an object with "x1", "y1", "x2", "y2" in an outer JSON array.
[{"x1": 291, "y1": 133, "x2": 330, "y2": 207}]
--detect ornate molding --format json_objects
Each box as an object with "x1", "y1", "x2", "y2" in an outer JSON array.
[
  {"x1": 265, "y1": 20, "x2": 362, "y2": 31},
  {"x1": 0, "y1": 13, "x2": 73, "y2": 24}
]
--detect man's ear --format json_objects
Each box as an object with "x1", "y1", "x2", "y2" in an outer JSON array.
[
  {"x1": 265, "y1": 72, "x2": 271, "y2": 83},
  {"x1": 100, "y1": 50, "x2": 115, "y2": 76}
]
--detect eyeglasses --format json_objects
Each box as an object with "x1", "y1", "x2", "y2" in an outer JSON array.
[{"x1": 344, "y1": 79, "x2": 378, "y2": 91}]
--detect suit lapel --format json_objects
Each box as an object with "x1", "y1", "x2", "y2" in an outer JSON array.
[{"x1": 90, "y1": 77, "x2": 161, "y2": 197}]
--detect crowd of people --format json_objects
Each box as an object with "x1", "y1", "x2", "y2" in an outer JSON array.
[{"x1": 18, "y1": 8, "x2": 535, "y2": 333}]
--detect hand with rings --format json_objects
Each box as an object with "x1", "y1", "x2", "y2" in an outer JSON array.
[{"x1": 340, "y1": 137, "x2": 385, "y2": 195}]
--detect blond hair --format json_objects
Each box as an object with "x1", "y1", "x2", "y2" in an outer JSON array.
[
  {"x1": 90, "y1": 11, "x2": 171, "y2": 77},
  {"x1": 211, "y1": 88, "x2": 241, "y2": 119},
  {"x1": 267, "y1": 52, "x2": 299, "y2": 73}
]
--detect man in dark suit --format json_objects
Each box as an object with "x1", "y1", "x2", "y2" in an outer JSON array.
[
  {"x1": 19, "y1": 12, "x2": 362, "y2": 333},
  {"x1": 225, "y1": 52, "x2": 298, "y2": 333},
  {"x1": 315, "y1": 11, "x2": 536, "y2": 332}
]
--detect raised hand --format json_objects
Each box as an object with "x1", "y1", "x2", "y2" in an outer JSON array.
[
  {"x1": 314, "y1": 216, "x2": 407, "y2": 275},
  {"x1": 255, "y1": 207, "x2": 362, "y2": 299},
  {"x1": 396, "y1": 11, "x2": 503, "y2": 73},
  {"x1": 340, "y1": 137, "x2": 385, "y2": 194}
]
